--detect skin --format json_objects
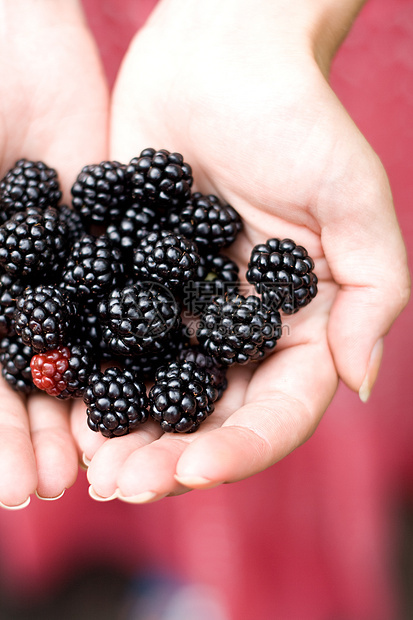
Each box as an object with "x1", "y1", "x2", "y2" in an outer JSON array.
[
  {"x1": 73, "y1": 0, "x2": 410, "y2": 502},
  {"x1": 0, "y1": 0, "x2": 410, "y2": 507},
  {"x1": 0, "y1": 0, "x2": 109, "y2": 506}
]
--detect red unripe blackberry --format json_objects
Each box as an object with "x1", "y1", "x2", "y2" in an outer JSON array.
[
  {"x1": 0, "y1": 159, "x2": 61, "y2": 221},
  {"x1": 246, "y1": 238, "x2": 318, "y2": 314},
  {"x1": 30, "y1": 344, "x2": 98, "y2": 399},
  {"x1": 126, "y1": 148, "x2": 193, "y2": 208}
]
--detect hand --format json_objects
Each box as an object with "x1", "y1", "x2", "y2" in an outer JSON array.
[
  {"x1": 0, "y1": 0, "x2": 109, "y2": 508},
  {"x1": 74, "y1": 0, "x2": 410, "y2": 502}
]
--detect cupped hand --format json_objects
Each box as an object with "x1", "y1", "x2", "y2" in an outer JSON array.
[
  {"x1": 74, "y1": 0, "x2": 410, "y2": 502},
  {"x1": 0, "y1": 0, "x2": 109, "y2": 508}
]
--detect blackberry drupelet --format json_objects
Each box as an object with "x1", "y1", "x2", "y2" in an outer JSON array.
[
  {"x1": 133, "y1": 230, "x2": 200, "y2": 291},
  {"x1": 122, "y1": 324, "x2": 190, "y2": 381},
  {"x1": 30, "y1": 343, "x2": 98, "y2": 399},
  {"x1": 60, "y1": 234, "x2": 123, "y2": 307},
  {"x1": 107, "y1": 201, "x2": 159, "y2": 260},
  {"x1": 149, "y1": 360, "x2": 219, "y2": 433},
  {"x1": 98, "y1": 282, "x2": 181, "y2": 357},
  {"x1": 71, "y1": 160, "x2": 130, "y2": 225},
  {"x1": 168, "y1": 192, "x2": 242, "y2": 254},
  {"x1": 126, "y1": 148, "x2": 192, "y2": 208},
  {"x1": 14, "y1": 285, "x2": 76, "y2": 354},
  {"x1": 184, "y1": 253, "x2": 240, "y2": 316},
  {"x1": 0, "y1": 335, "x2": 37, "y2": 394},
  {"x1": 196, "y1": 292, "x2": 282, "y2": 366},
  {"x1": 0, "y1": 159, "x2": 61, "y2": 221},
  {"x1": 246, "y1": 238, "x2": 318, "y2": 314},
  {"x1": 0, "y1": 206, "x2": 68, "y2": 278},
  {"x1": 0, "y1": 273, "x2": 24, "y2": 337},
  {"x1": 84, "y1": 367, "x2": 148, "y2": 438},
  {"x1": 178, "y1": 345, "x2": 228, "y2": 400},
  {"x1": 59, "y1": 204, "x2": 86, "y2": 245}
]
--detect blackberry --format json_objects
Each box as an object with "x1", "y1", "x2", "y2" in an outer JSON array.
[
  {"x1": 126, "y1": 148, "x2": 192, "y2": 208},
  {"x1": 71, "y1": 160, "x2": 130, "y2": 225},
  {"x1": 178, "y1": 346, "x2": 228, "y2": 400},
  {"x1": 0, "y1": 335, "x2": 37, "y2": 394},
  {"x1": 14, "y1": 285, "x2": 76, "y2": 354},
  {"x1": 0, "y1": 206, "x2": 68, "y2": 277},
  {"x1": 168, "y1": 192, "x2": 242, "y2": 254},
  {"x1": 246, "y1": 238, "x2": 318, "y2": 314},
  {"x1": 59, "y1": 204, "x2": 86, "y2": 245},
  {"x1": 60, "y1": 234, "x2": 123, "y2": 307},
  {"x1": 98, "y1": 282, "x2": 181, "y2": 357},
  {"x1": 107, "y1": 201, "x2": 159, "y2": 260},
  {"x1": 122, "y1": 324, "x2": 190, "y2": 381},
  {"x1": 0, "y1": 159, "x2": 61, "y2": 221},
  {"x1": 30, "y1": 343, "x2": 98, "y2": 399},
  {"x1": 133, "y1": 230, "x2": 200, "y2": 291},
  {"x1": 84, "y1": 367, "x2": 148, "y2": 438},
  {"x1": 149, "y1": 360, "x2": 219, "y2": 433},
  {"x1": 183, "y1": 253, "x2": 240, "y2": 316},
  {"x1": 196, "y1": 292, "x2": 282, "y2": 366},
  {"x1": 0, "y1": 273, "x2": 25, "y2": 337}
]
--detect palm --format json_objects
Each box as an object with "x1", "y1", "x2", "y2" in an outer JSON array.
[{"x1": 0, "y1": 6, "x2": 109, "y2": 507}]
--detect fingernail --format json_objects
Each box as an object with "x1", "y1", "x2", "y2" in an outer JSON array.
[
  {"x1": 82, "y1": 453, "x2": 91, "y2": 467},
  {"x1": 88, "y1": 486, "x2": 119, "y2": 502},
  {"x1": 359, "y1": 338, "x2": 384, "y2": 403},
  {"x1": 174, "y1": 474, "x2": 223, "y2": 489},
  {"x1": 117, "y1": 491, "x2": 165, "y2": 504},
  {"x1": 35, "y1": 489, "x2": 66, "y2": 501},
  {"x1": 0, "y1": 496, "x2": 31, "y2": 511}
]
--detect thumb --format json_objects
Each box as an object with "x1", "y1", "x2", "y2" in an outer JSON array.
[{"x1": 320, "y1": 144, "x2": 410, "y2": 400}]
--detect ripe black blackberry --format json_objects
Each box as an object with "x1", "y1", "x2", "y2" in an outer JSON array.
[
  {"x1": 122, "y1": 324, "x2": 190, "y2": 381},
  {"x1": 98, "y1": 282, "x2": 182, "y2": 357},
  {"x1": 126, "y1": 148, "x2": 192, "y2": 208},
  {"x1": 184, "y1": 253, "x2": 240, "y2": 316},
  {"x1": 168, "y1": 192, "x2": 242, "y2": 254},
  {"x1": 149, "y1": 360, "x2": 219, "y2": 433},
  {"x1": 107, "y1": 201, "x2": 159, "y2": 260},
  {"x1": 14, "y1": 284, "x2": 77, "y2": 354},
  {"x1": 0, "y1": 273, "x2": 24, "y2": 337},
  {"x1": 60, "y1": 234, "x2": 123, "y2": 307},
  {"x1": 133, "y1": 230, "x2": 200, "y2": 291},
  {"x1": 177, "y1": 345, "x2": 228, "y2": 401},
  {"x1": 84, "y1": 367, "x2": 148, "y2": 438},
  {"x1": 0, "y1": 159, "x2": 61, "y2": 221},
  {"x1": 71, "y1": 160, "x2": 130, "y2": 225},
  {"x1": 196, "y1": 292, "x2": 282, "y2": 366},
  {"x1": 246, "y1": 238, "x2": 318, "y2": 314},
  {"x1": 0, "y1": 335, "x2": 37, "y2": 394},
  {"x1": 31, "y1": 342, "x2": 98, "y2": 399},
  {"x1": 0, "y1": 205, "x2": 68, "y2": 278}
]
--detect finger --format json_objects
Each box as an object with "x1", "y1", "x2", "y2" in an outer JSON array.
[
  {"x1": 115, "y1": 365, "x2": 252, "y2": 499},
  {"x1": 70, "y1": 397, "x2": 107, "y2": 463},
  {"x1": 0, "y1": 379, "x2": 37, "y2": 507},
  {"x1": 86, "y1": 419, "x2": 164, "y2": 499},
  {"x1": 317, "y1": 137, "x2": 410, "y2": 398},
  {"x1": 175, "y1": 336, "x2": 337, "y2": 487},
  {"x1": 28, "y1": 393, "x2": 78, "y2": 499}
]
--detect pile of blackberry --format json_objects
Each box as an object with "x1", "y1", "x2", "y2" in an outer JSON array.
[{"x1": 0, "y1": 150, "x2": 318, "y2": 438}]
